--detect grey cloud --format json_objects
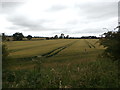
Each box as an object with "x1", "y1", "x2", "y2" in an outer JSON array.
[
  {"x1": 7, "y1": 15, "x2": 48, "y2": 30},
  {"x1": 0, "y1": 2, "x2": 24, "y2": 14},
  {"x1": 67, "y1": 20, "x2": 80, "y2": 25},
  {"x1": 66, "y1": 2, "x2": 118, "y2": 27},
  {"x1": 7, "y1": 25, "x2": 23, "y2": 30},
  {"x1": 76, "y1": 2, "x2": 117, "y2": 21},
  {"x1": 1, "y1": 2, "x2": 23, "y2": 8},
  {"x1": 0, "y1": 0, "x2": 117, "y2": 37},
  {"x1": 7, "y1": 15, "x2": 66, "y2": 31},
  {"x1": 80, "y1": 28, "x2": 105, "y2": 33},
  {"x1": 118, "y1": 1, "x2": 120, "y2": 22},
  {"x1": 47, "y1": 5, "x2": 67, "y2": 12},
  {"x1": 1, "y1": 2, "x2": 65, "y2": 32},
  {"x1": 69, "y1": 27, "x2": 106, "y2": 35}
]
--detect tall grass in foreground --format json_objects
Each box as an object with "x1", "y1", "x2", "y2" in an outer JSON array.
[{"x1": 3, "y1": 57, "x2": 119, "y2": 88}]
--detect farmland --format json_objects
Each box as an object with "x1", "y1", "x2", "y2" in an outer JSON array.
[
  {"x1": 7, "y1": 39, "x2": 102, "y2": 58},
  {"x1": 3, "y1": 39, "x2": 119, "y2": 88}
]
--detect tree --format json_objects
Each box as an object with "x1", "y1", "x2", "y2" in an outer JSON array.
[
  {"x1": 26, "y1": 35, "x2": 32, "y2": 40},
  {"x1": 66, "y1": 35, "x2": 69, "y2": 39},
  {"x1": 46, "y1": 37, "x2": 50, "y2": 40},
  {"x1": 13, "y1": 32, "x2": 24, "y2": 41},
  {"x1": 54, "y1": 35, "x2": 58, "y2": 39},
  {"x1": 2, "y1": 33, "x2": 6, "y2": 41},
  {"x1": 100, "y1": 30, "x2": 120, "y2": 60},
  {"x1": 59, "y1": 33, "x2": 64, "y2": 39}
]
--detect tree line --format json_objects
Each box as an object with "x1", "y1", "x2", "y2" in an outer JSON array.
[
  {"x1": 2, "y1": 32, "x2": 99, "y2": 41},
  {"x1": 2, "y1": 32, "x2": 32, "y2": 41}
]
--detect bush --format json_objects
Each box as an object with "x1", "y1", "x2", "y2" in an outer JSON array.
[
  {"x1": 2, "y1": 43, "x2": 9, "y2": 61},
  {"x1": 99, "y1": 31, "x2": 120, "y2": 61},
  {"x1": 2, "y1": 57, "x2": 119, "y2": 88}
]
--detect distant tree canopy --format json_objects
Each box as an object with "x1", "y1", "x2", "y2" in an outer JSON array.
[
  {"x1": 59, "y1": 33, "x2": 64, "y2": 39},
  {"x1": 54, "y1": 35, "x2": 58, "y2": 39},
  {"x1": 81, "y1": 36, "x2": 97, "y2": 39},
  {"x1": 27, "y1": 35, "x2": 32, "y2": 40},
  {"x1": 13, "y1": 32, "x2": 24, "y2": 41},
  {"x1": 100, "y1": 29, "x2": 120, "y2": 60},
  {"x1": 65, "y1": 35, "x2": 69, "y2": 39}
]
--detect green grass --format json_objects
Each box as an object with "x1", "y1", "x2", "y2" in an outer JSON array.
[{"x1": 3, "y1": 39, "x2": 119, "y2": 88}]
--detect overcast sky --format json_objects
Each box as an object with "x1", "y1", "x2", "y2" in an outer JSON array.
[{"x1": 0, "y1": 0, "x2": 119, "y2": 37}]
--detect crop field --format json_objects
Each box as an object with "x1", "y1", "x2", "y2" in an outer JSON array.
[
  {"x1": 3, "y1": 39, "x2": 119, "y2": 88},
  {"x1": 7, "y1": 39, "x2": 103, "y2": 58},
  {"x1": 5, "y1": 39, "x2": 103, "y2": 70}
]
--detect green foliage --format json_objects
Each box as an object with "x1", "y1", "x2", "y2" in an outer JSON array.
[{"x1": 100, "y1": 31, "x2": 120, "y2": 60}]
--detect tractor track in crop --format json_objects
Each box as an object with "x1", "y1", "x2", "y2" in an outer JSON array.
[
  {"x1": 41, "y1": 40, "x2": 78, "y2": 58},
  {"x1": 84, "y1": 40, "x2": 95, "y2": 48},
  {"x1": 17, "y1": 40, "x2": 78, "y2": 60},
  {"x1": 9, "y1": 40, "x2": 70, "y2": 53}
]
